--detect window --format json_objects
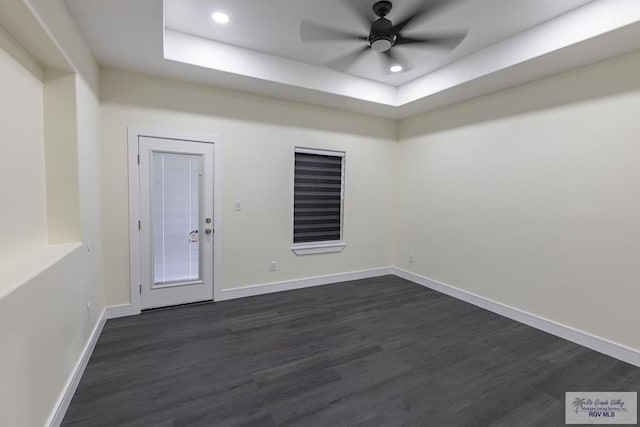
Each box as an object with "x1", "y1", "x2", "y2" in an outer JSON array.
[{"x1": 292, "y1": 148, "x2": 346, "y2": 255}]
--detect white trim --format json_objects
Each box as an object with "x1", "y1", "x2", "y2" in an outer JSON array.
[
  {"x1": 127, "y1": 129, "x2": 142, "y2": 316},
  {"x1": 212, "y1": 138, "x2": 223, "y2": 302},
  {"x1": 127, "y1": 127, "x2": 223, "y2": 311},
  {"x1": 218, "y1": 267, "x2": 394, "y2": 301},
  {"x1": 393, "y1": 268, "x2": 640, "y2": 368},
  {"x1": 291, "y1": 241, "x2": 346, "y2": 255},
  {"x1": 47, "y1": 309, "x2": 107, "y2": 427},
  {"x1": 84, "y1": 268, "x2": 640, "y2": 370},
  {"x1": 130, "y1": 127, "x2": 218, "y2": 144},
  {"x1": 105, "y1": 303, "x2": 138, "y2": 319}
]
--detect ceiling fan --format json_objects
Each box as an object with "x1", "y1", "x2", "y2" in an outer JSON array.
[{"x1": 300, "y1": 0, "x2": 468, "y2": 74}]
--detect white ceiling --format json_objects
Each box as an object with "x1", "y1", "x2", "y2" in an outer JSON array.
[
  {"x1": 65, "y1": 0, "x2": 640, "y2": 118},
  {"x1": 165, "y1": 0, "x2": 593, "y2": 86}
]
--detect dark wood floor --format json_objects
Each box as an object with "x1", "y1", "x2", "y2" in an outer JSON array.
[{"x1": 63, "y1": 276, "x2": 640, "y2": 426}]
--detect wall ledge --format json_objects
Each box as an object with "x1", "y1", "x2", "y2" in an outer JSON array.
[{"x1": 0, "y1": 242, "x2": 82, "y2": 300}]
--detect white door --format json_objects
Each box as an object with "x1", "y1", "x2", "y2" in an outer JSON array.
[{"x1": 138, "y1": 136, "x2": 214, "y2": 309}]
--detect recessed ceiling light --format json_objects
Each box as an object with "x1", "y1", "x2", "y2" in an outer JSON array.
[
  {"x1": 211, "y1": 12, "x2": 230, "y2": 24},
  {"x1": 390, "y1": 65, "x2": 403, "y2": 73}
]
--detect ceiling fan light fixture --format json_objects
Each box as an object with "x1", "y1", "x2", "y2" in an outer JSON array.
[
  {"x1": 390, "y1": 65, "x2": 403, "y2": 73},
  {"x1": 370, "y1": 37, "x2": 393, "y2": 52},
  {"x1": 211, "y1": 12, "x2": 230, "y2": 24}
]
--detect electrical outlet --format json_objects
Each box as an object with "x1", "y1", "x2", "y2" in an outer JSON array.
[
  {"x1": 234, "y1": 200, "x2": 242, "y2": 211},
  {"x1": 409, "y1": 254, "x2": 415, "y2": 264},
  {"x1": 269, "y1": 261, "x2": 278, "y2": 272}
]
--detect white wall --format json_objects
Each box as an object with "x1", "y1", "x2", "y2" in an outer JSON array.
[
  {"x1": 3, "y1": 2, "x2": 640, "y2": 424},
  {"x1": 0, "y1": 73, "x2": 105, "y2": 427},
  {"x1": 76, "y1": 77, "x2": 105, "y2": 312},
  {"x1": 21, "y1": 0, "x2": 100, "y2": 92},
  {"x1": 0, "y1": 244, "x2": 99, "y2": 427},
  {"x1": 395, "y1": 51, "x2": 640, "y2": 351},
  {"x1": 43, "y1": 71, "x2": 81, "y2": 244},
  {"x1": 100, "y1": 68, "x2": 397, "y2": 306},
  {"x1": 0, "y1": 45, "x2": 47, "y2": 265},
  {"x1": 0, "y1": 1, "x2": 105, "y2": 424}
]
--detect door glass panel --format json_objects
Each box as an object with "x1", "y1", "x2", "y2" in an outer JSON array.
[{"x1": 152, "y1": 152, "x2": 201, "y2": 285}]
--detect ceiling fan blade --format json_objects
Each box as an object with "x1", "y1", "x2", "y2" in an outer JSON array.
[
  {"x1": 300, "y1": 21, "x2": 368, "y2": 42},
  {"x1": 396, "y1": 31, "x2": 468, "y2": 50},
  {"x1": 393, "y1": 0, "x2": 465, "y2": 33},
  {"x1": 326, "y1": 45, "x2": 370, "y2": 72},
  {"x1": 381, "y1": 49, "x2": 410, "y2": 74},
  {"x1": 341, "y1": 0, "x2": 375, "y2": 30}
]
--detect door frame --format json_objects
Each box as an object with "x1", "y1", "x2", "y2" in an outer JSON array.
[{"x1": 127, "y1": 127, "x2": 223, "y2": 315}]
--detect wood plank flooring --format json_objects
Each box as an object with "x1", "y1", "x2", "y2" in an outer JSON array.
[{"x1": 62, "y1": 276, "x2": 640, "y2": 426}]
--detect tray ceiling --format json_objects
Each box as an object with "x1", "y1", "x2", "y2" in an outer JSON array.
[{"x1": 65, "y1": 0, "x2": 640, "y2": 118}]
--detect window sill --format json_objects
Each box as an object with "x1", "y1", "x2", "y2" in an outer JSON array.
[{"x1": 291, "y1": 242, "x2": 346, "y2": 255}]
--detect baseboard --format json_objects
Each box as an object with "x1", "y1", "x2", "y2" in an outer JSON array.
[
  {"x1": 217, "y1": 267, "x2": 395, "y2": 301},
  {"x1": 105, "y1": 303, "x2": 139, "y2": 319},
  {"x1": 99, "y1": 266, "x2": 640, "y2": 368},
  {"x1": 393, "y1": 268, "x2": 640, "y2": 368},
  {"x1": 47, "y1": 309, "x2": 107, "y2": 427},
  {"x1": 103, "y1": 268, "x2": 395, "y2": 318}
]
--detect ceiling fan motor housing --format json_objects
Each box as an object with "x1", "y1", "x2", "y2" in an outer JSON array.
[
  {"x1": 373, "y1": 0, "x2": 393, "y2": 17},
  {"x1": 369, "y1": 18, "x2": 396, "y2": 52}
]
